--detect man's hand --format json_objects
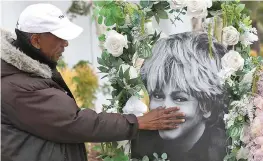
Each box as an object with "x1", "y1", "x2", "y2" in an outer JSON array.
[{"x1": 137, "y1": 107, "x2": 185, "y2": 130}]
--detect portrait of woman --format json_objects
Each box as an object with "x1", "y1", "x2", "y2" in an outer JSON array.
[{"x1": 131, "y1": 32, "x2": 229, "y2": 161}]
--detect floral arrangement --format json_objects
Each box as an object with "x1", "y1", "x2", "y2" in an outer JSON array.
[{"x1": 94, "y1": 0, "x2": 262, "y2": 161}]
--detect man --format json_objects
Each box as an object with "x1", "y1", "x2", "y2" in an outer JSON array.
[{"x1": 1, "y1": 3, "x2": 185, "y2": 161}]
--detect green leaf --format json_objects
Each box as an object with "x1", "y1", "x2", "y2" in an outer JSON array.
[
  {"x1": 142, "y1": 156, "x2": 150, "y2": 161},
  {"x1": 98, "y1": 34, "x2": 106, "y2": 41},
  {"x1": 117, "y1": 79, "x2": 125, "y2": 87},
  {"x1": 97, "y1": 57, "x2": 106, "y2": 66},
  {"x1": 236, "y1": 4, "x2": 245, "y2": 13},
  {"x1": 229, "y1": 125, "x2": 242, "y2": 139},
  {"x1": 161, "y1": 153, "x2": 168, "y2": 160},
  {"x1": 119, "y1": 67, "x2": 124, "y2": 78},
  {"x1": 102, "y1": 51, "x2": 109, "y2": 60},
  {"x1": 99, "y1": 7, "x2": 106, "y2": 16},
  {"x1": 154, "y1": 14, "x2": 160, "y2": 24},
  {"x1": 124, "y1": 67, "x2": 130, "y2": 80},
  {"x1": 72, "y1": 76, "x2": 80, "y2": 83},
  {"x1": 98, "y1": 66, "x2": 109, "y2": 73},
  {"x1": 128, "y1": 78, "x2": 139, "y2": 86},
  {"x1": 157, "y1": 10, "x2": 169, "y2": 19},
  {"x1": 101, "y1": 74, "x2": 108, "y2": 79},
  {"x1": 137, "y1": 41, "x2": 152, "y2": 59},
  {"x1": 98, "y1": 16, "x2": 103, "y2": 24},
  {"x1": 140, "y1": 1, "x2": 154, "y2": 8},
  {"x1": 105, "y1": 17, "x2": 115, "y2": 26},
  {"x1": 94, "y1": 1, "x2": 105, "y2": 7}
]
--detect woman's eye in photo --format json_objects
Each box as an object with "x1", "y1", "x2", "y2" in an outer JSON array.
[
  {"x1": 170, "y1": 92, "x2": 189, "y2": 102},
  {"x1": 172, "y1": 97, "x2": 188, "y2": 102},
  {"x1": 152, "y1": 92, "x2": 165, "y2": 101}
]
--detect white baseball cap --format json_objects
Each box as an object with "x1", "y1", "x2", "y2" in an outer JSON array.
[{"x1": 16, "y1": 3, "x2": 83, "y2": 40}]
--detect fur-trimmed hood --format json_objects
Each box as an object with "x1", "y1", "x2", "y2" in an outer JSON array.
[{"x1": 1, "y1": 29, "x2": 52, "y2": 78}]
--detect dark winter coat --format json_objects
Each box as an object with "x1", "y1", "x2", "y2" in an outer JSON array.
[{"x1": 1, "y1": 29, "x2": 138, "y2": 161}]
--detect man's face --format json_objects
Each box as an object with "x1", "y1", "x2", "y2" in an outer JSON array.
[
  {"x1": 32, "y1": 33, "x2": 68, "y2": 62},
  {"x1": 150, "y1": 84, "x2": 203, "y2": 140}
]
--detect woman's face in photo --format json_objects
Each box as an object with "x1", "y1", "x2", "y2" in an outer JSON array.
[{"x1": 150, "y1": 84, "x2": 203, "y2": 140}]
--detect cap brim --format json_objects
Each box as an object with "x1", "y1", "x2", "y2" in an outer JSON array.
[{"x1": 51, "y1": 22, "x2": 83, "y2": 40}]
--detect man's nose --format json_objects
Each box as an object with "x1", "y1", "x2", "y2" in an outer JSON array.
[{"x1": 62, "y1": 40, "x2": 68, "y2": 47}]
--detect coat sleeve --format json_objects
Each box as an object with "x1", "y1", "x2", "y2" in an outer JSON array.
[{"x1": 3, "y1": 86, "x2": 139, "y2": 143}]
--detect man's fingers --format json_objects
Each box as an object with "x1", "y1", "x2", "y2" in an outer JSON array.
[
  {"x1": 164, "y1": 112, "x2": 185, "y2": 119},
  {"x1": 160, "y1": 124, "x2": 179, "y2": 130},
  {"x1": 163, "y1": 107, "x2": 180, "y2": 114},
  {"x1": 162, "y1": 119, "x2": 185, "y2": 124}
]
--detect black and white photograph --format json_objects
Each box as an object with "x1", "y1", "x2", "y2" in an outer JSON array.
[{"x1": 131, "y1": 32, "x2": 229, "y2": 161}]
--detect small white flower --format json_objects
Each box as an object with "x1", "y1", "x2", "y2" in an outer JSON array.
[
  {"x1": 186, "y1": 0, "x2": 212, "y2": 18},
  {"x1": 222, "y1": 26, "x2": 240, "y2": 46},
  {"x1": 240, "y1": 68, "x2": 256, "y2": 86},
  {"x1": 221, "y1": 50, "x2": 244, "y2": 73},
  {"x1": 117, "y1": 140, "x2": 130, "y2": 155},
  {"x1": 123, "y1": 96, "x2": 148, "y2": 117},
  {"x1": 106, "y1": 108, "x2": 118, "y2": 113},
  {"x1": 169, "y1": 0, "x2": 187, "y2": 9},
  {"x1": 240, "y1": 124, "x2": 251, "y2": 144},
  {"x1": 240, "y1": 29, "x2": 258, "y2": 47},
  {"x1": 105, "y1": 30, "x2": 128, "y2": 57},
  {"x1": 119, "y1": 64, "x2": 138, "y2": 79},
  {"x1": 144, "y1": 21, "x2": 155, "y2": 35},
  {"x1": 236, "y1": 146, "x2": 249, "y2": 160},
  {"x1": 125, "y1": 15, "x2": 131, "y2": 25}
]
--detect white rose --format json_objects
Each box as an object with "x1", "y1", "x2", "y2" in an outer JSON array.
[
  {"x1": 187, "y1": 0, "x2": 212, "y2": 18},
  {"x1": 105, "y1": 30, "x2": 128, "y2": 57},
  {"x1": 169, "y1": 0, "x2": 187, "y2": 9},
  {"x1": 222, "y1": 26, "x2": 240, "y2": 46},
  {"x1": 217, "y1": 68, "x2": 236, "y2": 83},
  {"x1": 240, "y1": 31, "x2": 258, "y2": 47},
  {"x1": 205, "y1": 0, "x2": 213, "y2": 8},
  {"x1": 221, "y1": 50, "x2": 244, "y2": 72},
  {"x1": 144, "y1": 21, "x2": 155, "y2": 35},
  {"x1": 123, "y1": 96, "x2": 148, "y2": 117},
  {"x1": 119, "y1": 64, "x2": 138, "y2": 79}
]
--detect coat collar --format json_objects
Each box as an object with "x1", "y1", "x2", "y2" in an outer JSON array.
[{"x1": 1, "y1": 29, "x2": 52, "y2": 79}]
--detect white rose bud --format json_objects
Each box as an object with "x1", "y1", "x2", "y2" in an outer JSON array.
[
  {"x1": 119, "y1": 64, "x2": 138, "y2": 79},
  {"x1": 125, "y1": 15, "x2": 131, "y2": 25},
  {"x1": 221, "y1": 50, "x2": 244, "y2": 72},
  {"x1": 187, "y1": 0, "x2": 212, "y2": 18},
  {"x1": 123, "y1": 96, "x2": 148, "y2": 117},
  {"x1": 105, "y1": 30, "x2": 128, "y2": 57},
  {"x1": 222, "y1": 26, "x2": 240, "y2": 46},
  {"x1": 144, "y1": 22, "x2": 155, "y2": 35}
]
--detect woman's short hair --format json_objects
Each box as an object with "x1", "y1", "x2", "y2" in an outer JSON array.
[{"x1": 141, "y1": 32, "x2": 227, "y2": 117}]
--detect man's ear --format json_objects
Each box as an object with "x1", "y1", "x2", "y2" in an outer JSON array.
[
  {"x1": 30, "y1": 34, "x2": 40, "y2": 49},
  {"x1": 203, "y1": 111, "x2": 211, "y2": 118}
]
